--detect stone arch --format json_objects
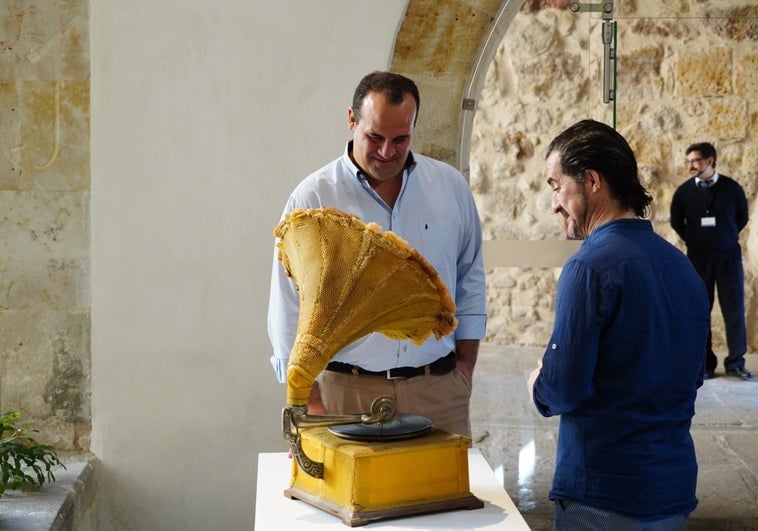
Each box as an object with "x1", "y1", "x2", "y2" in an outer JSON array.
[
  {"x1": 388, "y1": 0, "x2": 583, "y2": 350},
  {"x1": 390, "y1": 0, "x2": 523, "y2": 176},
  {"x1": 389, "y1": 0, "x2": 580, "y2": 274}
]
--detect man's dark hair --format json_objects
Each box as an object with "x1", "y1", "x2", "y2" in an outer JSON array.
[
  {"x1": 546, "y1": 119, "x2": 653, "y2": 218},
  {"x1": 686, "y1": 142, "x2": 717, "y2": 168},
  {"x1": 352, "y1": 71, "x2": 420, "y2": 125}
]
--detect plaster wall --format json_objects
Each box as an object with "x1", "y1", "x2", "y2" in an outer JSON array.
[
  {"x1": 90, "y1": 1, "x2": 407, "y2": 529},
  {"x1": 2, "y1": 0, "x2": 756, "y2": 529}
]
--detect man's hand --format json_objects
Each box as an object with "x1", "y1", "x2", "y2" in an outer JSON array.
[
  {"x1": 526, "y1": 358, "x2": 543, "y2": 403},
  {"x1": 455, "y1": 339, "x2": 479, "y2": 386},
  {"x1": 306, "y1": 381, "x2": 328, "y2": 416},
  {"x1": 287, "y1": 382, "x2": 327, "y2": 459}
]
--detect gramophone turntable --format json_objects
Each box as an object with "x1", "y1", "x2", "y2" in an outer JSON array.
[{"x1": 274, "y1": 208, "x2": 483, "y2": 527}]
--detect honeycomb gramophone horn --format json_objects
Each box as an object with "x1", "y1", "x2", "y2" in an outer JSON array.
[{"x1": 274, "y1": 207, "x2": 457, "y2": 407}]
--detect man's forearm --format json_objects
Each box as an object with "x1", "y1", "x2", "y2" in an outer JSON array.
[{"x1": 455, "y1": 338, "x2": 479, "y2": 385}]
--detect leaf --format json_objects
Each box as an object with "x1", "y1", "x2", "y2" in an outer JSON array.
[{"x1": 0, "y1": 412, "x2": 65, "y2": 498}]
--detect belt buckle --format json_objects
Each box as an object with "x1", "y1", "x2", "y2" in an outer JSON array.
[{"x1": 385, "y1": 369, "x2": 404, "y2": 380}]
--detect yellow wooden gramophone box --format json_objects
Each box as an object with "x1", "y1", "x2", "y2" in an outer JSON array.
[
  {"x1": 274, "y1": 208, "x2": 482, "y2": 526},
  {"x1": 286, "y1": 427, "x2": 480, "y2": 526}
]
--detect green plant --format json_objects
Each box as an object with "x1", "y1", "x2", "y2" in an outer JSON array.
[{"x1": 0, "y1": 411, "x2": 65, "y2": 498}]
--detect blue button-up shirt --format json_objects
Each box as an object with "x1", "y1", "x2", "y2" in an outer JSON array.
[
  {"x1": 267, "y1": 143, "x2": 487, "y2": 382},
  {"x1": 533, "y1": 219, "x2": 710, "y2": 518}
]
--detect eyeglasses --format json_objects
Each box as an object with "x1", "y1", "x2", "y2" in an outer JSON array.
[{"x1": 684, "y1": 157, "x2": 704, "y2": 166}]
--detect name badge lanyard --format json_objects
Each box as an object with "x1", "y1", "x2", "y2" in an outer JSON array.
[
  {"x1": 698, "y1": 180, "x2": 719, "y2": 215},
  {"x1": 698, "y1": 180, "x2": 719, "y2": 227}
]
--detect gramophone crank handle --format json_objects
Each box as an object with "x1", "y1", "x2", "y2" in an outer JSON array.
[
  {"x1": 286, "y1": 395, "x2": 398, "y2": 428},
  {"x1": 361, "y1": 395, "x2": 398, "y2": 424},
  {"x1": 288, "y1": 408, "x2": 363, "y2": 428}
]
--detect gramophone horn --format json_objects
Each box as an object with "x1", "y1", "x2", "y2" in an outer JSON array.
[{"x1": 274, "y1": 207, "x2": 458, "y2": 407}]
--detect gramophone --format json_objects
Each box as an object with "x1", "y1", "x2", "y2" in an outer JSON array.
[{"x1": 274, "y1": 207, "x2": 483, "y2": 527}]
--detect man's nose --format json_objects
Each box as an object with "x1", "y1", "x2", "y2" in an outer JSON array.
[
  {"x1": 378, "y1": 141, "x2": 395, "y2": 158},
  {"x1": 551, "y1": 193, "x2": 561, "y2": 213}
]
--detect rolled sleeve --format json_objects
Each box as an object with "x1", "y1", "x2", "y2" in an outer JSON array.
[
  {"x1": 454, "y1": 314, "x2": 487, "y2": 340},
  {"x1": 269, "y1": 355, "x2": 288, "y2": 384},
  {"x1": 267, "y1": 241, "x2": 300, "y2": 383}
]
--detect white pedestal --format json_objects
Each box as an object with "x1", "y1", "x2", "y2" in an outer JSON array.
[{"x1": 255, "y1": 449, "x2": 531, "y2": 530}]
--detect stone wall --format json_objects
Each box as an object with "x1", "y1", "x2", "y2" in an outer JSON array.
[
  {"x1": 1, "y1": 0, "x2": 754, "y2": 453},
  {"x1": 0, "y1": 1, "x2": 90, "y2": 450},
  {"x1": 471, "y1": 2, "x2": 757, "y2": 353}
]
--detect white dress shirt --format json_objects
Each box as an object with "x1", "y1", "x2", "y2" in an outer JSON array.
[{"x1": 267, "y1": 142, "x2": 487, "y2": 382}]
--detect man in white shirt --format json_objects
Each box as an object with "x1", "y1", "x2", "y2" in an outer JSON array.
[{"x1": 267, "y1": 71, "x2": 487, "y2": 436}]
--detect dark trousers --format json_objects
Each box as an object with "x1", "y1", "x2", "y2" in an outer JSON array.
[{"x1": 688, "y1": 252, "x2": 747, "y2": 372}]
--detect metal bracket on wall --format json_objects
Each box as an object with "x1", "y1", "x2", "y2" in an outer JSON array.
[
  {"x1": 569, "y1": 1, "x2": 616, "y2": 105},
  {"x1": 462, "y1": 98, "x2": 476, "y2": 111}
]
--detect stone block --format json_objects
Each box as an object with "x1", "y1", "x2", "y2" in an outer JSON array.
[
  {"x1": 0, "y1": 0, "x2": 89, "y2": 82},
  {"x1": 685, "y1": 96, "x2": 748, "y2": 140},
  {"x1": 0, "y1": 83, "x2": 22, "y2": 189},
  {"x1": 0, "y1": 191, "x2": 89, "y2": 309},
  {"x1": 736, "y1": 54, "x2": 758, "y2": 102},
  {"x1": 676, "y1": 48, "x2": 732, "y2": 97},
  {"x1": 19, "y1": 80, "x2": 90, "y2": 192},
  {"x1": 0, "y1": 309, "x2": 90, "y2": 451},
  {"x1": 618, "y1": 46, "x2": 664, "y2": 100}
]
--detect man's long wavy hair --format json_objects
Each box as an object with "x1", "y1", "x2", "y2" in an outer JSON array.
[{"x1": 547, "y1": 119, "x2": 653, "y2": 218}]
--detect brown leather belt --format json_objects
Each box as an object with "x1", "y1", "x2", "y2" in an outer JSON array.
[{"x1": 325, "y1": 351, "x2": 456, "y2": 380}]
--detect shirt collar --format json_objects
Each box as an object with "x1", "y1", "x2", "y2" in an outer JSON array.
[
  {"x1": 696, "y1": 172, "x2": 719, "y2": 187},
  {"x1": 584, "y1": 218, "x2": 652, "y2": 244},
  {"x1": 343, "y1": 141, "x2": 417, "y2": 180}
]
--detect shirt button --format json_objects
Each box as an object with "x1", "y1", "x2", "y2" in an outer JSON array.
[{"x1": 551, "y1": 343, "x2": 557, "y2": 350}]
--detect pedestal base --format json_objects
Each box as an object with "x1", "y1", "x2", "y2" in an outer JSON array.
[
  {"x1": 285, "y1": 485, "x2": 483, "y2": 527},
  {"x1": 285, "y1": 427, "x2": 483, "y2": 527}
]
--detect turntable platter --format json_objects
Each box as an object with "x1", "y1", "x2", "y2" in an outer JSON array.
[{"x1": 328, "y1": 413, "x2": 433, "y2": 442}]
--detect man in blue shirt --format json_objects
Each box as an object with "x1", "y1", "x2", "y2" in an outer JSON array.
[
  {"x1": 527, "y1": 120, "x2": 710, "y2": 530},
  {"x1": 268, "y1": 71, "x2": 486, "y2": 436}
]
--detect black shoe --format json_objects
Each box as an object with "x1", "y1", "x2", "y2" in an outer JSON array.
[{"x1": 725, "y1": 367, "x2": 754, "y2": 381}]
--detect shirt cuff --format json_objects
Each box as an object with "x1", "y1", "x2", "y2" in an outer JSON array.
[
  {"x1": 270, "y1": 355, "x2": 288, "y2": 384},
  {"x1": 454, "y1": 314, "x2": 487, "y2": 340}
]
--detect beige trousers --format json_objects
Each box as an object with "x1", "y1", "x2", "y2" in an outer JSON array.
[{"x1": 317, "y1": 368, "x2": 473, "y2": 437}]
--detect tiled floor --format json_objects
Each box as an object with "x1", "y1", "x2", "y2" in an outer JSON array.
[{"x1": 471, "y1": 343, "x2": 758, "y2": 530}]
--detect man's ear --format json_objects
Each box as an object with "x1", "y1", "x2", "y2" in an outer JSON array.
[
  {"x1": 585, "y1": 169, "x2": 603, "y2": 192},
  {"x1": 347, "y1": 107, "x2": 357, "y2": 131}
]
